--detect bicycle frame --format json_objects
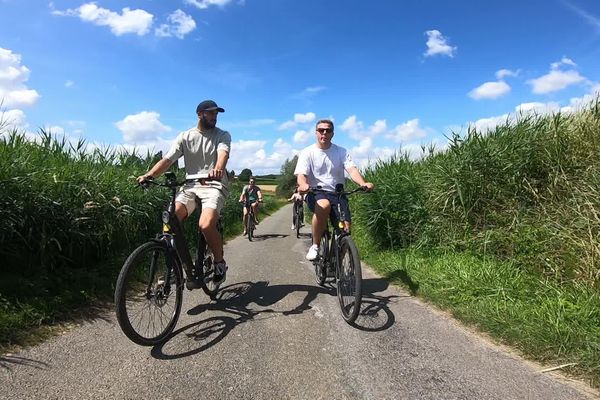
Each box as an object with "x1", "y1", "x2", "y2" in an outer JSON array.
[
  {"x1": 310, "y1": 185, "x2": 365, "y2": 277},
  {"x1": 146, "y1": 172, "x2": 221, "y2": 284}
]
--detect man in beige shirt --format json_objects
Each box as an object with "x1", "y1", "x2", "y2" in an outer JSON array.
[{"x1": 137, "y1": 100, "x2": 231, "y2": 288}]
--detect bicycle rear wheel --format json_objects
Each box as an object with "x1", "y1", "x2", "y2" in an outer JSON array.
[
  {"x1": 336, "y1": 236, "x2": 362, "y2": 323},
  {"x1": 115, "y1": 241, "x2": 183, "y2": 346},
  {"x1": 315, "y1": 231, "x2": 329, "y2": 286}
]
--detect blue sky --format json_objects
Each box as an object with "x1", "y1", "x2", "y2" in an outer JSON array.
[{"x1": 1, "y1": 0, "x2": 600, "y2": 174}]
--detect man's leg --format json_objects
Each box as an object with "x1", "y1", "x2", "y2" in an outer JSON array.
[
  {"x1": 242, "y1": 206, "x2": 248, "y2": 234},
  {"x1": 175, "y1": 202, "x2": 188, "y2": 222},
  {"x1": 311, "y1": 198, "x2": 330, "y2": 246},
  {"x1": 251, "y1": 202, "x2": 259, "y2": 223},
  {"x1": 306, "y1": 198, "x2": 330, "y2": 261},
  {"x1": 199, "y1": 208, "x2": 223, "y2": 262}
]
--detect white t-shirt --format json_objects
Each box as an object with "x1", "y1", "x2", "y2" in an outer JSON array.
[{"x1": 294, "y1": 143, "x2": 356, "y2": 191}]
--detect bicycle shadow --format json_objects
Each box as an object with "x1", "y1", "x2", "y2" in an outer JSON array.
[
  {"x1": 151, "y1": 281, "x2": 332, "y2": 359},
  {"x1": 349, "y1": 278, "x2": 400, "y2": 332},
  {"x1": 0, "y1": 355, "x2": 48, "y2": 371},
  {"x1": 250, "y1": 234, "x2": 288, "y2": 241}
]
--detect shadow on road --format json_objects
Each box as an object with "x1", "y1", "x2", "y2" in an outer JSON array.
[
  {"x1": 151, "y1": 280, "x2": 332, "y2": 360},
  {"x1": 350, "y1": 278, "x2": 399, "y2": 332},
  {"x1": 0, "y1": 355, "x2": 48, "y2": 371},
  {"x1": 250, "y1": 234, "x2": 288, "y2": 241}
]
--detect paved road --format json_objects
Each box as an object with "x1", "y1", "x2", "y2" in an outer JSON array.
[{"x1": 1, "y1": 204, "x2": 597, "y2": 400}]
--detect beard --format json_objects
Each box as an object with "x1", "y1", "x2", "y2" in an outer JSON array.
[{"x1": 200, "y1": 115, "x2": 216, "y2": 129}]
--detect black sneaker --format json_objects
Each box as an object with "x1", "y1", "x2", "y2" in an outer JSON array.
[{"x1": 213, "y1": 260, "x2": 228, "y2": 286}]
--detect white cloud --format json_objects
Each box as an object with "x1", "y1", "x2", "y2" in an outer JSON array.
[
  {"x1": 229, "y1": 138, "x2": 299, "y2": 175},
  {"x1": 294, "y1": 112, "x2": 315, "y2": 124},
  {"x1": 278, "y1": 112, "x2": 315, "y2": 130},
  {"x1": 369, "y1": 120, "x2": 387, "y2": 136},
  {"x1": 495, "y1": 69, "x2": 519, "y2": 79},
  {"x1": 293, "y1": 129, "x2": 310, "y2": 143},
  {"x1": 469, "y1": 80, "x2": 511, "y2": 100},
  {"x1": 424, "y1": 30, "x2": 456, "y2": 58},
  {"x1": 184, "y1": 0, "x2": 235, "y2": 9},
  {"x1": 52, "y1": 3, "x2": 153, "y2": 36},
  {"x1": 115, "y1": 111, "x2": 172, "y2": 143},
  {"x1": 0, "y1": 47, "x2": 41, "y2": 108},
  {"x1": 340, "y1": 115, "x2": 364, "y2": 139},
  {"x1": 551, "y1": 57, "x2": 577, "y2": 69},
  {"x1": 528, "y1": 58, "x2": 586, "y2": 94},
  {"x1": 386, "y1": 119, "x2": 428, "y2": 142},
  {"x1": 65, "y1": 80, "x2": 74, "y2": 88},
  {"x1": 1, "y1": 108, "x2": 27, "y2": 130},
  {"x1": 155, "y1": 9, "x2": 196, "y2": 39},
  {"x1": 292, "y1": 86, "x2": 327, "y2": 101},
  {"x1": 515, "y1": 102, "x2": 560, "y2": 114},
  {"x1": 529, "y1": 70, "x2": 585, "y2": 94}
]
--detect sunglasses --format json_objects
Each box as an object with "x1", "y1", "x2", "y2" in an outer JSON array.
[{"x1": 316, "y1": 128, "x2": 333, "y2": 134}]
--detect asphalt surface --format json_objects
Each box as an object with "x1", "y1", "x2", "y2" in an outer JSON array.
[{"x1": 1, "y1": 204, "x2": 597, "y2": 400}]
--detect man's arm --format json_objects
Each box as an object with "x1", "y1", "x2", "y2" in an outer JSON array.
[
  {"x1": 210, "y1": 149, "x2": 229, "y2": 180},
  {"x1": 346, "y1": 166, "x2": 374, "y2": 191},
  {"x1": 297, "y1": 174, "x2": 309, "y2": 193},
  {"x1": 137, "y1": 158, "x2": 174, "y2": 184}
]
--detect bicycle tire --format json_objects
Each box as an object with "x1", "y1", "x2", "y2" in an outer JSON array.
[
  {"x1": 200, "y1": 242, "x2": 220, "y2": 299},
  {"x1": 295, "y1": 208, "x2": 301, "y2": 238},
  {"x1": 337, "y1": 235, "x2": 362, "y2": 323},
  {"x1": 315, "y1": 231, "x2": 329, "y2": 286},
  {"x1": 247, "y1": 213, "x2": 254, "y2": 241},
  {"x1": 115, "y1": 241, "x2": 183, "y2": 345}
]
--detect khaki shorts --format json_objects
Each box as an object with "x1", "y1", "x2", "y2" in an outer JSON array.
[{"x1": 176, "y1": 182, "x2": 227, "y2": 216}]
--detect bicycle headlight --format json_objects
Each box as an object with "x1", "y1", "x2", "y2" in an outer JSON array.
[{"x1": 162, "y1": 211, "x2": 170, "y2": 224}]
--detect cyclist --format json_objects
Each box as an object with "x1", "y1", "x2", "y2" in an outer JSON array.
[
  {"x1": 287, "y1": 186, "x2": 305, "y2": 230},
  {"x1": 239, "y1": 176, "x2": 263, "y2": 235},
  {"x1": 137, "y1": 100, "x2": 231, "y2": 287},
  {"x1": 295, "y1": 119, "x2": 374, "y2": 261}
]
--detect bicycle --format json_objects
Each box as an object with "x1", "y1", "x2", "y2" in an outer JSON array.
[
  {"x1": 114, "y1": 171, "x2": 224, "y2": 346},
  {"x1": 308, "y1": 184, "x2": 371, "y2": 324},
  {"x1": 241, "y1": 198, "x2": 261, "y2": 242},
  {"x1": 293, "y1": 199, "x2": 304, "y2": 238}
]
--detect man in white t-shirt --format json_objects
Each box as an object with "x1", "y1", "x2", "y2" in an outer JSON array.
[
  {"x1": 137, "y1": 100, "x2": 231, "y2": 288},
  {"x1": 295, "y1": 119, "x2": 374, "y2": 261}
]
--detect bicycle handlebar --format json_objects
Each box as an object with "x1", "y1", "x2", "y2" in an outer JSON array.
[
  {"x1": 139, "y1": 172, "x2": 221, "y2": 190},
  {"x1": 306, "y1": 185, "x2": 372, "y2": 196}
]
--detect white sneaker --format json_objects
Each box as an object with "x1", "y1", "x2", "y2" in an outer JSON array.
[
  {"x1": 305, "y1": 244, "x2": 319, "y2": 261},
  {"x1": 291, "y1": 224, "x2": 296, "y2": 230}
]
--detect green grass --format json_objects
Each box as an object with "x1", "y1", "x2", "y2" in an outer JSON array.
[{"x1": 354, "y1": 226, "x2": 600, "y2": 387}]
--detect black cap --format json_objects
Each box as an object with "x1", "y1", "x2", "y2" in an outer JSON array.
[{"x1": 196, "y1": 100, "x2": 225, "y2": 114}]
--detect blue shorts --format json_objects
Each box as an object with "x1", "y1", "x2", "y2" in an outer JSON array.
[{"x1": 306, "y1": 192, "x2": 351, "y2": 223}]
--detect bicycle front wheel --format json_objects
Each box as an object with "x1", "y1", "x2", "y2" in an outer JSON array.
[
  {"x1": 115, "y1": 241, "x2": 183, "y2": 346},
  {"x1": 315, "y1": 231, "x2": 329, "y2": 286},
  {"x1": 201, "y1": 244, "x2": 220, "y2": 298},
  {"x1": 336, "y1": 236, "x2": 362, "y2": 323},
  {"x1": 247, "y1": 214, "x2": 254, "y2": 241},
  {"x1": 294, "y1": 209, "x2": 301, "y2": 238}
]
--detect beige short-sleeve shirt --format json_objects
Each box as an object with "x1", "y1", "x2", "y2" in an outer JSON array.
[{"x1": 164, "y1": 126, "x2": 231, "y2": 191}]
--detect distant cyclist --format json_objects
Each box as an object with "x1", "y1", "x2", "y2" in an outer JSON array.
[
  {"x1": 288, "y1": 187, "x2": 305, "y2": 230},
  {"x1": 239, "y1": 176, "x2": 263, "y2": 235}
]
